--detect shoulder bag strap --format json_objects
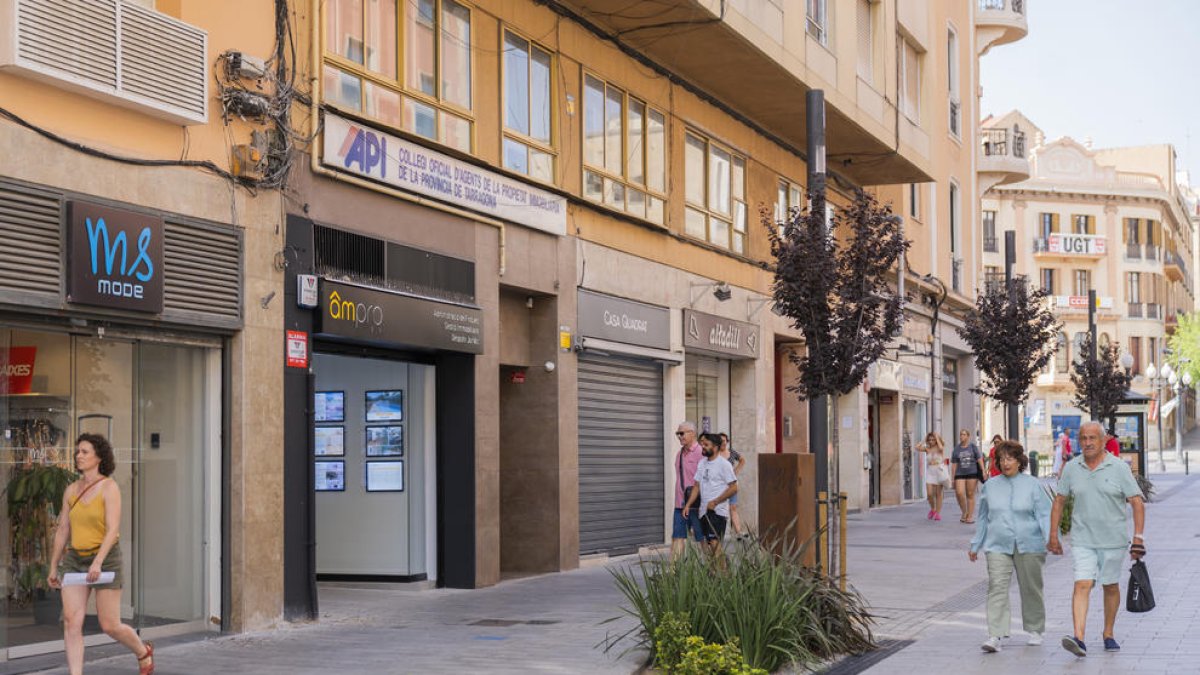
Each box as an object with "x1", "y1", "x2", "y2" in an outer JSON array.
[{"x1": 68, "y1": 477, "x2": 106, "y2": 512}]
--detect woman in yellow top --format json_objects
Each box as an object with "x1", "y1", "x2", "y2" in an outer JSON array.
[{"x1": 47, "y1": 434, "x2": 154, "y2": 675}]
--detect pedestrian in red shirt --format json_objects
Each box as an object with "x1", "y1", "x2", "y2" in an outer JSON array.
[
  {"x1": 1105, "y1": 432, "x2": 1121, "y2": 458},
  {"x1": 985, "y1": 434, "x2": 1004, "y2": 478}
]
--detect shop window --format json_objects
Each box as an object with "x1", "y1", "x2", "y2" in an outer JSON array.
[
  {"x1": 323, "y1": 0, "x2": 473, "y2": 153},
  {"x1": 502, "y1": 30, "x2": 555, "y2": 184},
  {"x1": 684, "y1": 130, "x2": 747, "y2": 253},
  {"x1": 582, "y1": 73, "x2": 666, "y2": 224}
]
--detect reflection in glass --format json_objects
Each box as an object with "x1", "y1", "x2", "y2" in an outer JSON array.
[
  {"x1": 441, "y1": 0, "x2": 471, "y2": 109},
  {"x1": 406, "y1": 0, "x2": 436, "y2": 96},
  {"x1": 365, "y1": 0, "x2": 397, "y2": 77}
]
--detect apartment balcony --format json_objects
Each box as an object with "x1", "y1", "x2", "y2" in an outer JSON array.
[
  {"x1": 1164, "y1": 250, "x2": 1188, "y2": 283},
  {"x1": 1128, "y1": 302, "x2": 1143, "y2": 319},
  {"x1": 979, "y1": 126, "x2": 1030, "y2": 193},
  {"x1": 983, "y1": 235, "x2": 998, "y2": 253},
  {"x1": 550, "y1": 1, "x2": 932, "y2": 186},
  {"x1": 977, "y1": 0, "x2": 1029, "y2": 55},
  {"x1": 1146, "y1": 303, "x2": 1161, "y2": 320},
  {"x1": 1032, "y1": 233, "x2": 1107, "y2": 259},
  {"x1": 984, "y1": 271, "x2": 1005, "y2": 294}
]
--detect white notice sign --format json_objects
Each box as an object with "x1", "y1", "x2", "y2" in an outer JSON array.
[{"x1": 322, "y1": 114, "x2": 567, "y2": 236}]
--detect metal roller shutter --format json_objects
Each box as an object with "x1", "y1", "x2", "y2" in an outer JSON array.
[{"x1": 578, "y1": 353, "x2": 664, "y2": 555}]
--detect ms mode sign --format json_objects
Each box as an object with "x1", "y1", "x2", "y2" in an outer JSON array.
[{"x1": 67, "y1": 200, "x2": 164, "y2": 313}]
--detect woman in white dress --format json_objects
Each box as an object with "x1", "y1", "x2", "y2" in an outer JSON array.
[{"x1": 920, "y1": 432, "x2": 951, "y2": 521}]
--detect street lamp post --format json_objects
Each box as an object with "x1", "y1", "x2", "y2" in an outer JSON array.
[
  {"x1": 1146, "y1": 362, "x2": 1167, "y2": 472},
  {"x1": 1170, "y1": 362, "x2": 1193, "y2": 463}
]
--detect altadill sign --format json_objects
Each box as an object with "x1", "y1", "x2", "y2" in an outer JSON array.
[{"x1": 683, "y1": 309, "x2": 759, "y2": 359}]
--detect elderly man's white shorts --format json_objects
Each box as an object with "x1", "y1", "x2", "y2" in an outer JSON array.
[{"x1": 1072, "y1": 546, "x2": 1126, "y2": 585}]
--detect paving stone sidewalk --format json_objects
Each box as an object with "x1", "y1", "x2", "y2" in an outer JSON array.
[
  {"x1": 841, "y1": 451, "x2": 1200, "y2": 675},
  {"x1": 10, "y1": 443, "x2": 1200, "y2": 674}
]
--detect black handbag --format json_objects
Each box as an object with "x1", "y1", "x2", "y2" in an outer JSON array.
[{"x1": 1126, "y1": 560, "x2": 1155, "y2": 613}]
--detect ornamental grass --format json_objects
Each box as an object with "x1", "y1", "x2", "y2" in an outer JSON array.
[{"x1": 604, "y1": 533, "x2": 875, "y2": 673}]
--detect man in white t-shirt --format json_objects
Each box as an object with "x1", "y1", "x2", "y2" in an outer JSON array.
[{"x1": 682, "y1": 432, "x2": 738, "y2": 556}]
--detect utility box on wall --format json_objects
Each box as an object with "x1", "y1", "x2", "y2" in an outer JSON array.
[{"x1": 758, "y1": 453, "x2": 817, "y2": 567}]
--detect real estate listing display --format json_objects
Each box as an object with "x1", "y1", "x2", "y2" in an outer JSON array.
[
  {"x1": 315, "y1": 460, "x2": 345, "y2": 491},
  {"x1": 314, "y1": 426, "x2": 345, "y2": 457},
  {"x1": 364, "y1": 389, "x2": 403, "y2": 422},
  {"x1": 314, "y1": 390, "x2": 345, "y2": 422},
  {"x1": 365, "y1": 461, "x2": 404, "y2": 492},
  {"x1": 365, "y1": 425, "x2": 403, "y2": 457}
]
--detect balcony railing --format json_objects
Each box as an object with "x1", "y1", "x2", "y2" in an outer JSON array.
[
  {"x1": 984, "y1": 272, "x2": 1006, "y2": 294},
  {"x1": 982, "y1": 126, "x2": 1027, "y2": 159},
  {"x1": 1147, "y1": 303, "x2": 1161, "y2": 319},
  {"x1": 1145, "y1": 245, "x2": 1159, "y2": 261},
  {"x1": 1033, "y1": 238, "x2": 1050, "y2": 252},
  {"x1": 1128, "y1": 302, "x2": 1143, "y2": 318},
  {"x1": 949, "y1": 99, "x2": 961, "y2": 137},
  {"x1": 982, "y1": 0, "x2": 1026, "y2": 12},
  {"x1": 983, "y1": 235, "x2": 998, "y2": 252},
  {"x1": 1126, "y1": 242, "x2": 1143, "y2": 259}
]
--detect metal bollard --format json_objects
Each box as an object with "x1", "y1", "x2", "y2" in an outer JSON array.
[
  {"x1": 817, "y1": 491, "x2": 828, "y2": 576},
  {"x1": 839, "y1": 492, "x2": 848, "y2": 592}
]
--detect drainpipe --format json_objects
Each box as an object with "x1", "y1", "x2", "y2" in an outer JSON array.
[{"x1": 307, "y1": 0, "x2": 506, "y2": 276}]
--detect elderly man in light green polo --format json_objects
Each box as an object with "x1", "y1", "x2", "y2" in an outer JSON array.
[{"x1": 1048, "y1": 420, "x2": 1146, "y2": 658}]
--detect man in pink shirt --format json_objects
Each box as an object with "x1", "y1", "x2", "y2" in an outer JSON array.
[{"x1": 671, "y1": 421, "x2": 704, "y2": 559}]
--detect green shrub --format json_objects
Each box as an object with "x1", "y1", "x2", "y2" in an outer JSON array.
[
  {"x1": 605, "y1": 535, "x2": 875, "y2": 672},
  {"x1": 652, "y1": 613, "x2": 766, "y2": 675}
]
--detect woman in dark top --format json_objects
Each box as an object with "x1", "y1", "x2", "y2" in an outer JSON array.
[{"x1": 951, "y1": 429, "x2": 987, "y2": 524}]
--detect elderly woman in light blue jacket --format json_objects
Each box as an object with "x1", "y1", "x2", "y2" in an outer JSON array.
[{"x1": 968, "y1": 440, "x2": 1052, "y2": 654}]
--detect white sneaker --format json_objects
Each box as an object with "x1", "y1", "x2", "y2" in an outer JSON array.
[
  {"x1": 981, "y1": 636, "x2": 1002, "y2": 653},
  {"x1": 1027, "y1": 632, "x2": 1043, "y2": 646}
]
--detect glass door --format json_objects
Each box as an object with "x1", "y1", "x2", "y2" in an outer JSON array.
[{"x1": 134, "y1": 343, "x2": 209, "y2": 634}]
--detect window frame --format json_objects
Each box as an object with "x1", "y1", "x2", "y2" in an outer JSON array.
[
  {"x1": 899, "y1": 36, "x2": 922, "y2": 123},
  {"x1": 948, "y1": 180, "x2": 961, "y2": 255},
  {"x1": 856, "y1": 0, "x2": 875, "y2": 83},
  {"x1": 775, "y1": 178, "x2": 804, "y2": 227},
  {"x1": 947, "y1": 24, "x2": 960, "y2": 138},
  {"x1": 1039, "y1": 268, "x2": 1055, "y2": 294},
  {"x1": 1071, "y1": 214, "x2": 1094, "y2": 235},
  {"x1": 909, "y1": 183, "x2": 921, "y2": 220},
  {"x1": 684, "y1": 128, "x2": 748, "y2": 254},
  {"x1": 1127, "y1": 271, "x2": 1142, "y2": 303},
  {"x1": 500, "y1": 26, "x2": 557, "y2": 184},
  {"x1": 321, "y1": 0, "x2": 477, "y2": 153},
  {"x1": 807, "y1": 0, "x2": 829, "y2": 45},
  {"x1": 1073, "y1": 269, "x2": 1090, "y2": 297},
  {"x1": 581, "y1": 70, "x2": 668, "y2": 225}
]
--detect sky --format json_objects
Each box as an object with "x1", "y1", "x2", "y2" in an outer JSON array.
[{"x1": 979, "y1": 1, "x2": 1200, "y2": 184}]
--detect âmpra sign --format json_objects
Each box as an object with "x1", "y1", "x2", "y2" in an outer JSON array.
[
  {"x1": 316, "y1": 280, "x2": 483, "y2": 354},
  {"x1": 683, "y1": 310, "x2": 759, "y2": 359},
  {"x1": 323, "y1": 113, "x2": 566, "y2": 237},
  {"x1": 66, "y1": 200, "x2": 163, "y2": 313},
  {"x1": 577, "y1": 289, "x2": 670, "y2": 350}
]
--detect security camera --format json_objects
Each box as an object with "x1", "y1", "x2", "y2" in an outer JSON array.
[{"x1": 713, "y1": 282, "x2": 732, "y2": 302}]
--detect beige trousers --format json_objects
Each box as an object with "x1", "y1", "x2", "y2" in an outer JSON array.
[{"x1": 985, "y1": 551, "x2": 1046, "y2": 638}]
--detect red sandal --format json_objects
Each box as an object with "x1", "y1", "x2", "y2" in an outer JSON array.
[{"x1": 138, "y1": 641, "x2": 154, "y2": 675}]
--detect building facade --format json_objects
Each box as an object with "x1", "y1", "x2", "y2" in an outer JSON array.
[
  {"x1": 860, "y1": 0, "x2": 1028, "y2": 510},
  {"x1": 0, "y1": 0, "x2": 285, "y2": 661},
  {"x1": 981, "y1": 113, "x2": 1197, "y2": 464}
]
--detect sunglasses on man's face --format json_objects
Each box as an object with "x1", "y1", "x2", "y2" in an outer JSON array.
[{"x1": 675, "y1": 431, "x2": 688, "y2": 437}]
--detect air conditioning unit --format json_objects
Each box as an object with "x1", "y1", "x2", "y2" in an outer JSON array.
[{"x1": 0, "y1": 0, "x2": 208, "y2": 125}]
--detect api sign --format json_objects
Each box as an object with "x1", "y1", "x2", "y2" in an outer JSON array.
[{"x1": 67, "y1": 200, "x2": 164, "y2": 313}]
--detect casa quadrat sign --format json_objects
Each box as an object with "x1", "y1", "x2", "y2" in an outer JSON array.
[
  {"x1": 1048, "y1": 233, "x2": 1106, "y2": 256},
  {"x1": 66, "y1": 200, "x2": 164, "y2": 313},
  {"x1": 577, "y1": 289, "x2": 670, "y2": 350},
  {"x1": 315, "y1": 280, "x2": 484, "y2": 354},
  {"x1": 322, "y1": 113, "x2": 567, "y2": 237},
  {"x1": 683, "y1": 309, "x2": 759, "y2": 359}
]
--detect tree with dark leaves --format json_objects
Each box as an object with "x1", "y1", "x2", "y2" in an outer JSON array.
[
  {"x1": 957, "y1": 277, "x2": 1060, "y2": 410},
  {"x1": 1070, "y1": 333, "x2": 1132, "y2": 433},
  {"x1": 767, "y1": 188, "x2": 908, "y2": 573},
  {"x1": 768, "y1": 189, "x2": 909, "y2": 403}
]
